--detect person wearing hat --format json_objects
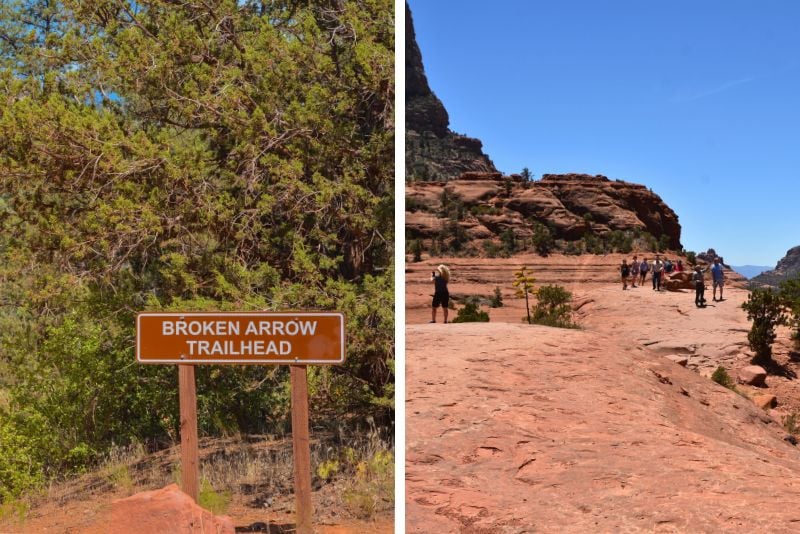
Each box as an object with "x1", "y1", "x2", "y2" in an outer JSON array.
[
  {"x1": 430, "y1": 264, "x2": 451, "y2": 323},
  {"x1": 692, "y1": 265, "x2": 709, "y2": 307}
]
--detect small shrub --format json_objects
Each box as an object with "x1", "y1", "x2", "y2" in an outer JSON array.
[
  {"x1": 490, "y1": 287, "x2": 503, "y2": 308},
  {"x1": 105, "y1": 464, "x2": 134, "y2": 494},
  {"x1": 317, "y1": 459, "x2": 340, "y2": 481},
  {"x1": 563, "y1": 241, "x2": 583, "y2": 255},
  {"x1": 530, "y1": 222, "x2": 554, "y2": 256},
  {"x1": 658, "y1": 235, "x2": 670, "y2": 253},
  {"x1": 742, "y1": 288, "x2": 787, "y2": 363},
  {"x1": 198, "y1": 478, "x2": 231, "y2": 515},
  {"x1": 482, "y1": 240, "x2": 502, "y2": 258},
  {"x1": 342, "y1": 450, "x2": 394, "y2": 519},
  {"x1": 783, "y1": 412, "x2": 800, "y2": 436},
  {"x1": 405, "y1": 196, "x2": 429, "y2": 213},
  {"x1": 685, "y1": 250, "x2": 697, "y2": 266},
  {"x1": 531, "y1": 285, "x2": 576, "y2": 328},
  {"x1": 452, "y1": 299, "x2": 490, "y2": 323},
  {"x1": 711, "y1": 366, "x2": 735, "y2": 390},
  {"x1": 583, "y1": 233, "x2": 605, "y2": 255},
  {"x1": 500, "y1": 228, "x2": 517, "y2": 255}
]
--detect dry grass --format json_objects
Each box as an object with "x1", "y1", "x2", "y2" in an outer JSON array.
[{"x1": 9, "y1": 424, "x2": 394, "y2": 526}]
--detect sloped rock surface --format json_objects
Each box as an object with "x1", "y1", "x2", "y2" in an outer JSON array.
[{"x1": 407, "y1": 321, "x2": 800, "y2": 533}]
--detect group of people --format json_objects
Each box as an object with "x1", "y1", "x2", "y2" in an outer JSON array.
[
  {"x1": 620, "y1": 255, "x2": 725, "y2": 307},
  {"x1": 620, "y1": 255, "x2": 684, "y2": 291}
]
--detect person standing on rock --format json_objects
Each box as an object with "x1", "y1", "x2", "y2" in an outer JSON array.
[
  {"x1": 676, "y1": 259, "x2": 684, "y2": 273},
  {"x1": 639, "y1": 257, "x2": 649, "y2": 286},
  {"x1": 652, "y1": 256, "x2": 664, "y2": 291},
  {"x1": 430, "y1": 264, "x2": 451, "y2": 323},
  {"x1": 621, "y1": 259, "x2": 630, "y2": 290},
  {"x1": 711, "y1": 257, "x2": 725, "y2": 301},
  {"x1": 693, "y1": 265, "x2": 708, "y2": 307},
  {"x1": 630, "y1": 255, "x2": 639, "y2": 287}
]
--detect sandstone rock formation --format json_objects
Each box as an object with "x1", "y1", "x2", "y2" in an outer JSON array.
[
  {"x1": 406, "y1": 173, "x2": 682, "y2": 250},
  {"x1": 110, "y1": 484, "x2": 235, "y2": 534},
  {"x1": 751, "y1": 245, "x2": 800, "y2": 287},
  {"x1": 406, "y1": 253, "x2": 800, "y2": 532},
  {"x1": 405, "y1": 3, "x2": 496, "y2": 182}
]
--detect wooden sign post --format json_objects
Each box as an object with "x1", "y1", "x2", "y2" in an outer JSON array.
[
  {"x1": 178, "y1": 365, "x2": 200, "y2": 502},
  {"x1": 136, "y1": 312, "x2": 345, "y2": 531},
  {"x1": 290, "y1": 365, "x2": 313, "y2": 534}
]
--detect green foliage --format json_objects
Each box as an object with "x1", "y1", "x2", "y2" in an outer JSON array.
[
  {"x1": 711, "y1": 366, "x2": 736, "y2": 390},
  {"x1": 520, "y1": 167, "x2": 533, "y2": 182},
  {"x1": 685, "y1": 251, "x2": 697, "y2": 266},
  {"x1": 0, "y1": 419, "x2": 44, "y2": 501},
  {"x1": 406, "y1": 196, "x2": 429, "y2": 213},
  {"x1": 563, "y1": 241, "x2": 583, "y2": 255},
  {"x1": 482, "y1": 239, "x2": 502, "y2": 258},
  {"x1": 582, "y1": 233, "x2": 605, "y2": 255},
  {"x1": 439, "y1": 221, "x2": 468, "y2": 253},
  {"x1": 530, "y1": 221, "x2": 554, "y2": 256},
  {"x1": 531, "y1": 285, "x2": 576, "y2": 328},
  {"x1": 199, "y1": 478, "x2": 231, "y2": 515},
  {"x1": 500, "y1": 228, "x2": 517, "y2": 255},
  {"x1": 741, "y1": 288, "x2": 787, "y2": 363},
  {"x1": 513, "y1": 266, "x2": 536, "y2": 324},
  {"x1": 469, "y1": 205, "x2": 501, "y2": 216},
  {"x1": 779, "y1": 276, "x2": 800, "y2": 347},
  {"x1": 658, "y1": 235, "x2": 671, "y2": 253},
  {"x1": 491, "y1": 287, "x2": 503, "y2": 308},
  {"x1": 341, "y1": 449, "x2": 394, "y2": 519},
  {"x1": 452, "y1": 298, "x2": 490, "y2": 323},
  {"x1": 608, "y1": 230, "x2": 633, "y2": 254},
  {"x1": 0, "y1": 0, "x2": 394, "y2": 496}
]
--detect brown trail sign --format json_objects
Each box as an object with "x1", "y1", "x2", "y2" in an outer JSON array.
[{"x1": 136, "y1": 311, "x2": 345, "y2": 534}]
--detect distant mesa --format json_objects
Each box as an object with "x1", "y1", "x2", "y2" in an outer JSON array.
[
  {"x1": 405, "y1": 2, "x2": 496, "y2": 182},
  {"x1": 750, "y1": 245, "x2": 800, "y2": 287}
]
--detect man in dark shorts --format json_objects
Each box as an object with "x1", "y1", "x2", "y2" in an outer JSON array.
[{"x1": 431, "y1": 264, "x2": 450, "y2": 323}]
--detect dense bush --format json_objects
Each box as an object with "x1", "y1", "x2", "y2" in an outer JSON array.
[
  {"x1": 530, "y1": 222, "x2": 555, "y2": 256},
  {"x1": 741, "y1": 288, "x2": 787, "y2": 363},
  {"x1": 779, "y1": 276, "x2": 800, "y2": 348},
  {"x1": 711, "y1": 366, "x2": 736, "y2": 390},
  {"x1": 0, "y1": 0, "x2": 394, "y2": 498},
  {"x1": 452, "y1": 298, "x2": 490, "y2": 323},
  {"x1": 531, "y1": 285, "x2": 576, "y2": 329},
  {"x1": 491, "y1": 287, "x2": 504, "y2": 308}
]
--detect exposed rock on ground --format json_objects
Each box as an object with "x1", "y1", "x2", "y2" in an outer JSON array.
[
  {"x1": 111, "y1": 485, "x2": 235, "y2": 534},
  {"x1": 406, "y1": 253, "x2": 800, "y2": 532}
]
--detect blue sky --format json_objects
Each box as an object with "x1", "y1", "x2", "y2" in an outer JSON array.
[{"x1": 407, "y1": 0, "x2": 800, "y2": 266}]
